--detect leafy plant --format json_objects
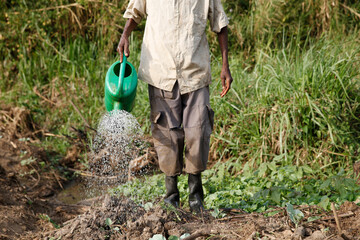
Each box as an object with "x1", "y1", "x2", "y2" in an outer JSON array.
[
  {"x1": 114, "y1": 160, "x2": 360, "y2": 213},
  {"x1": 286, "y1": 203, "x2": 304, "y2": 227},
  {"x1": 20, "y1": 157, "x2": 37, "y2": 166},
  {"x1": 105, "y1": 218, "x2": 113, "y2": 227}
]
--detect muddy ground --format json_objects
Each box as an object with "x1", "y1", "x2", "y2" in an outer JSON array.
[{"x1": 1, "y1": 106, "x2": 360, "y2": 240}]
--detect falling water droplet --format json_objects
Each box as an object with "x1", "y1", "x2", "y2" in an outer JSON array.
[{"x1": 85, "y1": 110, "x2": 145, "y2": 197}]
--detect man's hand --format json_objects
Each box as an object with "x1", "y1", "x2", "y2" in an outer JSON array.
[
  {"x1": 116, "y1": 18, "x2": 138, "y2": 63},
  {"x1": 117, "y1": 35, "x2": 129, "y2": 63},
  {"x1": 220, "y1": 66, "x2": 233, "y2": 97}
]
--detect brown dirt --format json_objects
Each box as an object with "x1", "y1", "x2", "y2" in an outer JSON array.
[
  {"x1": 28, "y1": 195, "x2": 360, "y2": 240},
  {"x1": 1, "y1": 105, "x2": 360, "y2": 240},
  {"x1": 0, "y1": 106, "x2": 89, "y2": 240}
]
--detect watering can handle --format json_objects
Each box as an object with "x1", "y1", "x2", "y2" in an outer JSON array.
[{"x1": 116, "y1": 54, "x2": 127, "y2": 97}]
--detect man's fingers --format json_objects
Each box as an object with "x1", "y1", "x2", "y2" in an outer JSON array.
[
  {"x1": 220, "y1": 86, "x2": 230, "y2": 98},
  {"x1": 118, "y1": 40, "x2": 130, "y2": 63},
  {"x1": 118, "y1": 43, "x2": 124, "y2": 63},
  {"x1": 124, "y1": 41, "x2": 129, "y2": 57},
  {"x1": 119, "y1": 51, "x2": 124, "y2": 63},
  {"x1": 220, "y1": 77, "x2": 232, "y2": 97}
]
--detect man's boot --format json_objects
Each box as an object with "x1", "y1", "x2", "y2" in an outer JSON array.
[
  {"x1": 164, "y1": 176, "x2": 180, "y2": 208},
  {"x1": 188, "y1": 173, "x2": 204, "y2": 213}
]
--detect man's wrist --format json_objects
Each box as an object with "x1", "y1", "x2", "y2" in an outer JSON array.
[
  {"x1": 222, "y1": 63, "x2": 230, "y2": 70},
  {"x1": 121, "y1": 32, "x2": 129, "y2": 39}
]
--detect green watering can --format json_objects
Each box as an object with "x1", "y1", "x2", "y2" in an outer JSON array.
[{"x1": 104, "y1": 55, "x2": 138, "y2": 112}]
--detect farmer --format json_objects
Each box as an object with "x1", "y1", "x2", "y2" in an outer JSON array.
[{"x1": 117, "y1": 0, "x2": 232, "y2": 213}]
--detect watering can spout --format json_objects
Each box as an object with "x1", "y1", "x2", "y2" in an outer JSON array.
[{"x1": 104, "y1": 55, "x2": 138, "y2": 112}]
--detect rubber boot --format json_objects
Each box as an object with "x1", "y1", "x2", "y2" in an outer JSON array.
[
  {"x1": 188, "y1": 173, "x2": 204, "y2": 213},
  {"x1": 164, "y1": 176, "x2": 180, "y2": 208}
]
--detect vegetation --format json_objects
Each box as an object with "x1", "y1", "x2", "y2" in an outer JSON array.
[
  {"x1": 114, "y1": 164, "x2": 360, "y2": 212},
  {"x1": 1, "y1": 0, "x2": 360, "y2": 212}
]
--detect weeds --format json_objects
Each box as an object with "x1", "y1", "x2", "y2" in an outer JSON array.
[{"x1": 114, "y1": 162, "x2": 360, "y2": 212}]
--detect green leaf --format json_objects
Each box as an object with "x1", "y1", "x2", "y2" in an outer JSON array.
[
  {"x1": 318, "y1": 196, "x2": 330, "y2": 210},
  {"x1": 278, "y1": 172, "x2": 284, "y2": 181},
  {"x1": 180, "y1": 233, "x2": 191, "y2": 239},
  {"x1": 286, "y1": 203, "x2": 304, "y2": 226},
  {"x1": 149, "y1": 234, "x2": 166, "y2": 240},
  {"x1": 268, "y1": 161, "x2": 277, "y2": 171},
  {"x1": 337, "y1": 168, "x2": 345, "y2": 176},
  {"x1": 168, "y1": 234, "x2": 191, "y2": 240},
  {"x1": 211, "y1": 208, "x2": 226, "y2": 218},
  {"x1": 168, "y1": 236, "x2": 179, "y2": 240},
  {"x1": 144, "y1": 202, "x2": 154, "y2": 211},
  {"x1": 320, "y1": 179, "x2": 331, "y2": 190},
  {"x1": 307, "y1": 216, "x2": 321, "y2": 222},
  {"x1": 105, "y1": 218, "x2": 113, "y2": 226},
  {"x1": 339, "y1": 187, "x2": 347, "y2": 199},
  {"x1": 258, "y1": 163, "x2": 268, "y2": 177},
  {"x1": 301, "y1": 165, "x2": 313, "y2": 174},
  {"x1": 295, "y1": 167, "x2": 303, "y2": 180},
  {"x1": 266, "y1": 210, "x2": 282, "y2": 217},
  {"x1": 270, "y1": 187, "x2": 281, "y2": 204}
]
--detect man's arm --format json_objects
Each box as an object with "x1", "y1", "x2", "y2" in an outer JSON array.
[
  {"x1": 117, "y1": 18, "x2": 139, "y2": 62},
  {"x1": 217, "y1": 26, "x2": 233, "y2": 97}
]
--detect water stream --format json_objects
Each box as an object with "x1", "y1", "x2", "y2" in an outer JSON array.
[{"x1": 57, "y1": 110, "x2": 145, "y2": 204}]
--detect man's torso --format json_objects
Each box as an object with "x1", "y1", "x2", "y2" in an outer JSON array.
[{"x1": 125, "y1": 0, "x2": 228, "y2": 94}]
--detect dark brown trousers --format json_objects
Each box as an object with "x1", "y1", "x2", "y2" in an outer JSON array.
[{"x1": 148, "y1": 82, "x2": 214, "y2": 176}]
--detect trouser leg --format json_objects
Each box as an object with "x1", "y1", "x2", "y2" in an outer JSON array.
[
  {"x1": 148, "y1": 84, "x2": 214, "y2": 175},
  {"x1": 182, "y1": 86, "x2": 214, "y2": 174},
  {"x1": 148, "y1": 83, "x2": 183, "y2": 176}
]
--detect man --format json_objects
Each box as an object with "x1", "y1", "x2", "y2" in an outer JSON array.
[{"x1": 117, "y1": 0, "x2": 233, "y2": 213}]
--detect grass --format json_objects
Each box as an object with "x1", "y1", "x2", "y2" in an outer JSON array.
[
  {"x1": 210, "y1": 35, "x2": 360, "y2": 172},
  {"x1": 1, "y1": 0, "x2": 360, "y2": 211}
]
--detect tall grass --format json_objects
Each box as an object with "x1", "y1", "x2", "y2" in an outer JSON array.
[
  {"x1": 210, "y1": 35, "x2": 360, "y2": 172},
  {"x1": 223, "y1": 0, "x2": 360, "y2": 54}
]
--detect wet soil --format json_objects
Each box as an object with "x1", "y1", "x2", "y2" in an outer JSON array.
[
  {"x1": 1, "y1": 106, "x2": 360, "y2": 240},
  {"x1": 0, "y1": 129, "x2": 90, "y2": 240}
]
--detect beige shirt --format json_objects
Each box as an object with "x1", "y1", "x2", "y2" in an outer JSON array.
[{"x1": 124, "y1": 0, "x2": 229, "y2": 94}]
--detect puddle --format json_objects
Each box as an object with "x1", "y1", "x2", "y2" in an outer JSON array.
[{"x1": 56, "y1": 178, "x2": 119, "y2": 204}]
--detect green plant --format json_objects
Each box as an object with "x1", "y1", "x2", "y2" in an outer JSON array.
[
  {"x1": 113, "y1": 161, "x2": 360, "y2": 213},
  {"x1": 20, "y1": 157, "x2": 37, "y2": 166},
  {"x1": 39, "y1": 214, "x2": 60, "y2": 229},
  {"x1": 286, "y1": 203, "x2": 304, "y2": 227}
]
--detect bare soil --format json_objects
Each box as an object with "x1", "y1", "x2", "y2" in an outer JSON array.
[{"x1": 1, "y1": 106, "x2": 360, "y2": 240}]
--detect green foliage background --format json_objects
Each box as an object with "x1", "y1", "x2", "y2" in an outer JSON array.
[{"x1": 1, "y1": 0, "x2": 360, "y2": 211}]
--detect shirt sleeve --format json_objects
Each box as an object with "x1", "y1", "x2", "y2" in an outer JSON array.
[
  {"x1": 123, "y1": 0, "x2": 146, "y2": 24},
  {"x1": 208, "y1": 0, "x2": 229, "y2": 33}
]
